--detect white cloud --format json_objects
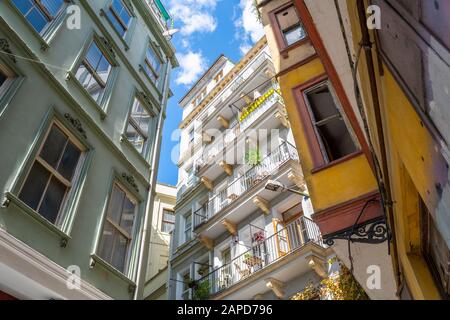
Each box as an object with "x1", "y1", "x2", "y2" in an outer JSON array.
[
  {"x1": 175, "y1": 51, "x2": 208, "y2": 86},
  {"x1": 169, "y1": 0, "x2": 218, "y2": 36},
  {"x1": 235, "y1": 0, "x2": 265, "y2": 55}
]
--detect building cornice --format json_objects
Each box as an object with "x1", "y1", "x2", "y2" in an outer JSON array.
[{"x1": 179, "y1": 37, "x2": 268, "y2": 130}]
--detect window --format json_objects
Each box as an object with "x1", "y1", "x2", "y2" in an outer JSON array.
[
  {"x1": 181, "y1": 270, "x2": 191, "y2": 300},
  {"x1": 273, "y1": 4, "x2": 306, "y2": 48},
  {"x1": 75, "y1": 41, "x2": 113, "y2": 104},
  {"x1": 106, "y1": 0, "x2": 132, "y2": 38},
  {"x1": 12, "y1": 0, "x2": 65, "y2": 34},
  {"x1": 214, "y1": 70, "x2": 223, "y2": 83},
  {"x1": 98, "y1": 183, "x2": 138, "y2": 273},
  {"x1": 125, "y1": 98, "x2": 153, "y2": 155},
  {"x1": 304, "y1": 82, "x2": 358, "y2": 163},
  {"x1": 19, "y1": 123, "x2": 84, "y2": 225},
  {"x1": 161, "y1": 209, "x2": 175, "y2": 233},
  {"x1": 188, "y1": 127, "x2": 194, "y2": 144},
  {"x1": 420, "y1": 199, "x2": 450, "y2": 298},
  {"x1": 144, "y1": 44, "x2": 162, "y2": 83},
  {"x1": 184, "y1": 212, "x2": 192, "y2": 242},
  {"x1": 195, "y1": 88, "x2": 207, "y2": 106}
]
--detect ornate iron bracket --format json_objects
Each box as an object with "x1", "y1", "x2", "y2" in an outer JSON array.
[{"x1": 323, "y1": 217, "x2": 389, "y2": 246}]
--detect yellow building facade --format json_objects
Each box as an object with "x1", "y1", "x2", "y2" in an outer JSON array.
[{"x1": 257, "y1": 0, "x2": 449, "y2": 299}]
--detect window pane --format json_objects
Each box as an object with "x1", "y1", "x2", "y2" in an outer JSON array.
[
  {"x1": 40, "y1": 125, "x2": 68, "y2": 168},
  {"x1": 162, "y1": 222, "x2": 174, "y2": 233},
  {"x1": 126, "y1": 122, "x2": 145, "y2": 154},
  {"x1": 107, "y1": 185, "x2": 125, "y2": 224},
  {"x1": 107, "y1": 10, "x2": 126, "y2": 37},
  {"x1": 85, "y1": 43, "x2": 103, "y2": 70},
  {"x1": 131, "y1": 100, "x2": 151, "y2": 134},
  {"x1": 145, "y1": 46, "x2": 161, "y2": 78},
  {"x1": 41, "y1": 0, "x2": 64, "y2": 17},
  {"x1": 96, "y1": 56, "x2": 112, "y2": 83},
  {"x1": 284, "y1": 26, "x2": 306, "y2": 46},
  {"x1": 307, "y1": 87, "x2": 340, "y2": 122},
  {"x1": 163, "y1": 210, "x2": 175, "y2": 223},
  {"x1": 98, "y1": 221, "x2": 115, "y2": 262},
  {"x1": 39, "y1": 176, "x2": 67, "y2": 224},
  {"x1": 12, "y1": 0, "x2": 49, "y2": 33},
  {"x1": 57, "y1": 141, "x2": 81, "y2": 181},
  {"x1": 317, "y1": 118, "x2": 358, "y2": 161},
  {"x1": 19, "y1": 162, "x2": 50, "y2": 210},
  {"x1": 120, "y1": 196, "x2": 136, "y2": 235},
  {"x1": 111, "y1": 233, "x2": 128, "y2": 272}
]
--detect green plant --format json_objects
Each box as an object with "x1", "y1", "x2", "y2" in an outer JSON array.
[
  {"x1": 244, "y1": 252, "x2": 253, "y2": 260},
  {"x1": 244, "y1": 148, "x2": 262, "y2": 166},
  {"x1": 192, "y1": 280, "x2": 210, "y2": 300},
  {"x1": 291, "y1": 259, "x2": 369, "y2": 300}
]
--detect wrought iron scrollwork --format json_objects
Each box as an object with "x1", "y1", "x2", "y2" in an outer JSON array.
[{"x1": 324, "y1": 217, "x2": 389, "y2": 246}]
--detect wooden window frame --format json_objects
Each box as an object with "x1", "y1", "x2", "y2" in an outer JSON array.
[
  {"x1": 100, "y1": 182, "x2": 138, "y2": 274},
  {"x1": 293, "y1": 74, "x2": 362, "y2": 171},
  {"x1": 184, "y1": 212, "x2": 192, "y2": 243},
  {"x1": 18, "y1": 121, "x2": 85, "y2": 227},
  {"x1": 108, "y1": 0, "x2": 132, "y2": 37},
  {"x1": 144, "y1": 43, "x2": 162, "y2": 83},
  {"x1": 268, "y1": 2, "x2": 310, "y2": 58},
  {"x1": 79, "y1": 41, "x2": 114, "y2": 90}
]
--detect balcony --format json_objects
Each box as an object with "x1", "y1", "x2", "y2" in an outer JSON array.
[
  {"x1": 193, "y1": 142, "x2": 303, "y2": 237},
  {"x1": 197, "y1": 89, "x2": 288, "y2": 182},
  {"x1": 146, "y1": 0, "x2": 173, "y2": 31},
  {"x1": 197, "y1": 216, "x2": 326, "y2": 299}
]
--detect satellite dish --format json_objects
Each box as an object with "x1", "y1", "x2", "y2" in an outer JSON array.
[{"x1": 163, "y1": 28, "x2": 179, "y2": 38}]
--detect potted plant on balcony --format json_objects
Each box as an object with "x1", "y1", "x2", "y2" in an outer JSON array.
[
  {"x1": 244, "y1": 148, "x2": 262, "y2": 167},
  {"x1": 252, "y1": 230, "x2": 265, "y2": 244},
  {"x1": 192, "y1": 280, "x2": 210, "y2": 300},
  {"x1": 197, "y1": 265, "x2": 209, "y2": 277},
  {"x1": 187, "y1": 278, "x2": 199, "y2": 290}
]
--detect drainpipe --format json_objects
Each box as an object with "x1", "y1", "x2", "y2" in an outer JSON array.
[
  {"x1": 134, "y1": 63, "x2": 172, "y2": 300},
  {"x1": 354, "y1": 0, "x2": 401, "y2": 291}
]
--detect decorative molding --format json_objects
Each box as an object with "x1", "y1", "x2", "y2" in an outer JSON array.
[
  {"x1": 217, "y1": 115, "x2": 229, "y2": 129},
  {"x1": 0, "y1": 39, "x2": 16, "y2": 63},
  {"x1": 323, "y1": 216, "x2": 389, "y2": 246},
  {"x1": 219, "y1": 161, "x2": 233, "y2": 176},
  {"x1": 253, "y1": 196, "x2": 270, "y2": 215},
  {"x1": 122, "y1": 173, "x2": 139, "y2": 193},
  {"x1": 222, "y1": 219, "x2": 237, "y2": 236},
  {"x1": 307, "y1": 255, "x2": 327, "y2": 278},
  {"x1": 265, "y1": 277, "x2": 285, "y2": 299},
  {"x1": 198, "y1": 234, "x2": 213, "y2": 251},
  {"x1": 64, "y1": 113, "x2": 87, "y2": 139},
  {"x1": 200, "y1": 176, "x2": 213, "y2": 190},
  {"x1": 98, "y1": 36, "x2": 116, "y2": 59}
]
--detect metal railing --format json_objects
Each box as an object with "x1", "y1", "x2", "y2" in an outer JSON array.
[
  {"x1": 146, "y1": 0, "x2": 173, "y2": 31},
  {"x1": 197, "y1": 216, "x2": 323, "y2": 296},
  {"x1": 197, "y1": 88, "x2": 283, "y2": 169},
  {"x1": 193, "y1": 141, "x2": 298, "y2": 229}
]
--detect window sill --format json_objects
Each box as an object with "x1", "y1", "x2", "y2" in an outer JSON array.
[
  {"x1": 311, "y1": 151, "x2": 364, "y2": 174},
  {"x1": 90, "y1": 254, "x2": 136, "y2": 288},
  {"x1": 120, "y1": 134, "x2": 151, "y2": 169},
  {"x1": 3, "y1": 191, "x2": 71, "y2": 247},
  {"x1": 65, "y1": 71, "x2": 108, "y2": 120}
]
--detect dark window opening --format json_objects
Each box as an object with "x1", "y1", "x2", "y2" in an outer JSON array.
[{"x1": 305, "y1": 84, "x2": 358, "y2": 163}]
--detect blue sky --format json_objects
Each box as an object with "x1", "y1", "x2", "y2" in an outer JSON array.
[{"x1": 156, "y1": 0, "x2": 264, "y2": 186}]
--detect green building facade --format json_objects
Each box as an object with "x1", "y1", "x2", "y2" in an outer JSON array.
[{"x1": 0, "y1": 0, "x2": 177, "y2": 300}]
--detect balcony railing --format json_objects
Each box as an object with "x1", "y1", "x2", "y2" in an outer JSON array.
[
  {"x1": 197, "y1": 88, "x2": 284, "y2": 169},
  {"x1": 146, "y1": 0, "x2": 173, "y2": 31},
  {"x1": 193, "y1": 141, "x2": 298, "y2": 229},
  {"x1": 197, "y1": 216, "x2": 323, "y2": 296}
]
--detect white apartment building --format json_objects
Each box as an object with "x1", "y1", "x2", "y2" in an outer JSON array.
[{"x1": 168, "y1": 38, "x2": 332, "y2": 300}]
